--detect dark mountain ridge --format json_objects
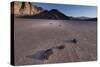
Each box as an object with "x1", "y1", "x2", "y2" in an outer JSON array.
[{"x1": 18, "y1": 9, "x2": 70, "y2": 20}]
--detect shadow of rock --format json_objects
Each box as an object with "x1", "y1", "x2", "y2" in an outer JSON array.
[
  {"x1": 27, "y1": 50, "x2": 47, "y2": 60},
  {"x1": 26, "y1": 45, "x2": 66, "y2": 61},
  {"x1": 26, "y1": 49, "x2": 53, "y2": 60}
]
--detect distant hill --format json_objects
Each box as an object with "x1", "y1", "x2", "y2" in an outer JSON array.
[
  {"x1": 19, "y1": 9, "x2": 70, "y2": 20},
  {"x1": 70, "y1": 16, "x2": 97, "y2": 21},
  {"x1": 84, "y1": 18, "x2": 97, "y2": 21}
]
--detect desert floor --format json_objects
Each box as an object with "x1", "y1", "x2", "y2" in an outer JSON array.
[{"x1": 14, "y1": 18, "x2": 97, "y2": 65}]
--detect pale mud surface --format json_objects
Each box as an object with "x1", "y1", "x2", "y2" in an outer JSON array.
[{"x1": 14, "y1": 18, "x2": 97, "y2": 65}]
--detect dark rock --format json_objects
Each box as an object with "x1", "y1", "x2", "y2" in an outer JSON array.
[{"x1": 56, "y1": 45, "x2": 65, "y2": 49}]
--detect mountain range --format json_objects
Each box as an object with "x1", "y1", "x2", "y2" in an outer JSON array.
[{"x1": 11, "y1": 1, "x2": 97, "y2": 21}]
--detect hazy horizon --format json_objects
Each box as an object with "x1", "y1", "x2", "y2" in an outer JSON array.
[{"x1": 32, "y1": 2, "x2": 97, "y2": 18}]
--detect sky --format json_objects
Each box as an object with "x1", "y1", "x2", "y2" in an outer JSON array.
[{"x1": 32, "y1": 2, "x2": 97, "y2": 18}]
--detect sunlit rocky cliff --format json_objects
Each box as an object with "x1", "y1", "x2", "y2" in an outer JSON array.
[{"x1": 11, "y1": 1, "x2": 43, "y2": 16}]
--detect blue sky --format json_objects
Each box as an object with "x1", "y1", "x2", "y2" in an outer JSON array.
[{"x1": 32, "y1": 2, "x2": 97, "y2": 18}]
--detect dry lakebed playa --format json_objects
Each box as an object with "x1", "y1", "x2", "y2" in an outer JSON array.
[{"x1": 14, "y1": 18, "x2": 97, "y2": 65}]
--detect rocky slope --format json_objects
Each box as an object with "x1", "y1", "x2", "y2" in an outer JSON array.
[{"x1": 11, "y1": 1, "x2": 43, "y2": 16}]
